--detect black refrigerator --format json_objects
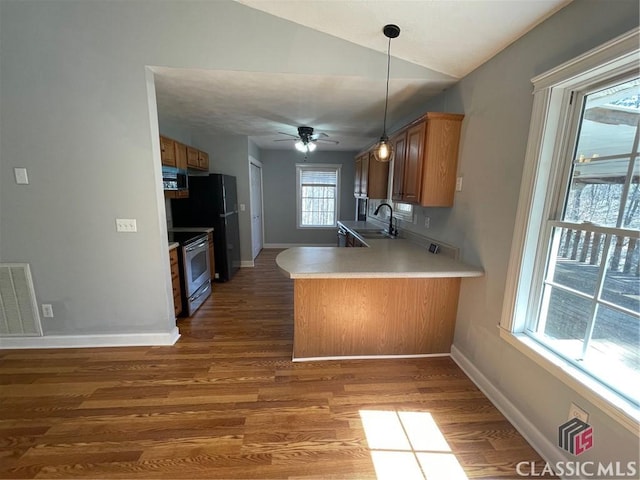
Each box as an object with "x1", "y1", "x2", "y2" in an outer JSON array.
[{"x1": 171, "y1": 174, "x2": 241, "y2": 282}]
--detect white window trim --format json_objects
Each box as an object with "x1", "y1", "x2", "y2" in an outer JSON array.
[
  {"x1": 296, "y1": 164, "x2": 341, "y2": 229},
  {"x1": 500, "y1": 27, "x2": 640, "y2": 434}
]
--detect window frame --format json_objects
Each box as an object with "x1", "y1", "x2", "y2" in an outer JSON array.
[
  {"x1": 500, "y1": 27, "x2": 640, "y2": 433},
  {"x1": 295, "y1": 164, "x2": 341, "y2": 229}
]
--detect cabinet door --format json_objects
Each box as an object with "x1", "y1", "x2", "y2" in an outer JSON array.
[
  {"x1": 367, "y1": 152, "x2": 389, "y2": 199},
  {"x1": 403, "y1": 121, "x2": 426, "y2": 203},
  {"x1": 174, "y1": 141, "x2": 187, "y2": 170},
  {"x1": 360, "y1": 154, "x2": 369, "y2": 197},
  {"x1": 186, "y1": 146, "x2": 200, "y2": 169},
  {"x1": 420, "y1": 117, "x2": 463, "y2": 207},
  {"x1": 198, "y1": 150, "x2": 209, "y2": 171},
  {"x1": 169, "y1": 248, "x2": 182, "y2": 316},
  {"x1": 160, "y1": 136, "x2": 176, "y2": 167},
  {"x1": 391, "y1": 131, "x2": 407, "y2": 201},
  {"x1": 353, "y1": 153, "x2": 369, "y2": 198},
  {"x1": 354, "y1": 155, "x2": 363, "y2": 197}
]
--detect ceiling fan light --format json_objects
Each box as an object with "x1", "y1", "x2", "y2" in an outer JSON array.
[
  {"x1": 307, "y1": 142, "x2": 317, "y2": 152},
  {"x1": 295, "y1": 140, "x2": 307, "y2": 152},
  {"x1": 372, "y1": 136, "x2": 393, "y2": 163}
]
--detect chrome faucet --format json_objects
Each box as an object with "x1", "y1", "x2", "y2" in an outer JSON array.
[{"x1": 374, "y1": 202, "x2": 398, "y2": 237}]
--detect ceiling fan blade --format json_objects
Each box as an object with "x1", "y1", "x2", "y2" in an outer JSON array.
[
  {"x1": 316, "y1": 139, "x2": 340, "y2": 144},
  {"x1": 311, "y1": 132, "x2": 329, "y2": 139},
  {"x1": 273, "y1": 138, "x2": 297, "y2": 142},
  {"x1": 277, "y1": 131, "x2": 300, "y2": 138}
]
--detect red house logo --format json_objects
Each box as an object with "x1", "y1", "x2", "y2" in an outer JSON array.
[{"x1": 558, "y1": 418, "x2": 593, "y2": 456}]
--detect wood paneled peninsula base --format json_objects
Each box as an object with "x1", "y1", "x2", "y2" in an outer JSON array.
[{"x1": 275, "y1": 243, "x2": 483, "y2": 361}]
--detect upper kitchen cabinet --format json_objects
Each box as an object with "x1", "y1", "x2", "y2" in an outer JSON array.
[
  {"x1": 174, "y1": 141, "x2": 187, "y2": 170},
  {"x1": 354, "y1": 152, "x2": 389, "y2": 199},
  {"x1": 186, "y1": 146, "x2": 199, "y2": 170},
  {"x1": 186, "y1": 146, "x2": 209, "y2": 172},
  {"x1": 197, "y1": 150, "x2": 209, "y2": 171},
  {"x1": 160, "y1": 136, "x2": 176, "y2": 167},
  {"x1": 391, "y1": 112, "x2": 463, "y2": 207},
  {"x1": 354, "y1": 153, "x2": 368, "y2": 198}
]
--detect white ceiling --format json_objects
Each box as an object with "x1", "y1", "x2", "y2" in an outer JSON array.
[{"x1": 153, "y1": 0, "x2": 571, "y2": 153}]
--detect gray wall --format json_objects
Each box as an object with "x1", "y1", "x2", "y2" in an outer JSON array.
[
  {"x1": 1, "y1": 0, "x2": 424, "y2": 337},
  {"x1": 261, "y1": 150, "x2": 357, "y2": 245},
  {"x1": 388, "y1": 0, "x2": 640, "y2": 468},
  {"x1": 0, "y1": 0, "x2": 636, "y2": 468}
]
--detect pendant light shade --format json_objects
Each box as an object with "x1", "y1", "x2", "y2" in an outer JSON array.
[{"x1": 373, "y1": 24, "x2": 400, "y2": 163}]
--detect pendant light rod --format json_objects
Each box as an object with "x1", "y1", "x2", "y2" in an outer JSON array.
[
  {"x1": 381, "y1": 24, "x2": 400, "y2": 137},
  {"x1": 372, "y1": 24, "x2": 400, "y2": 163}
]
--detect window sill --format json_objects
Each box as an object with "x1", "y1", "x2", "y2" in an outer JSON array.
[{"x1": 499, "y1": 328, "x2": 640, "y2": 434}]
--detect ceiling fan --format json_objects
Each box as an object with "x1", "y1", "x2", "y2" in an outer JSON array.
[{"x1": 274, "y1": 126, "x2": 339, "y2": 153}]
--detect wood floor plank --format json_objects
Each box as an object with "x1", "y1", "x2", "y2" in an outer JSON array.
[{"x1": 0, "y1": 249, "x2": 555, "y2": 479}]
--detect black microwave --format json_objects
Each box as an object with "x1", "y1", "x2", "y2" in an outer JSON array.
[{"x1": 162, "y1": 166, "x2": 188, "y2": 191}]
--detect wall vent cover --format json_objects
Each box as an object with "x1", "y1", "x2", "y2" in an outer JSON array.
[{"x1": 0, "y1": 264, "x2": 43, "y2": 336}]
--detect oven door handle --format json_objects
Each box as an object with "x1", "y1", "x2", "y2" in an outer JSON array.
[
  {"x1": 185, "y1": 240, "x2": 208, "y2": 252},
  {"x1": 189, "y1": 282, "x2": 211, "y2": 302}
]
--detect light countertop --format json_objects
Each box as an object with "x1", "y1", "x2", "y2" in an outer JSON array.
[{"x1": 276, "y1": 225, "x2": 484, "y2": 279}]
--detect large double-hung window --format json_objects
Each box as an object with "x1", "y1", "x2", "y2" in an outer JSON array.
[
  {"x1": 501, "y1": 28, "x2": 639, "y2": 428},
  {"x1": 296, "y1": 164, "x2": 341, "y2": 228}
]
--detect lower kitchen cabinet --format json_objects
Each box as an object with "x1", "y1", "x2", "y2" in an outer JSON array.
[{"x1": 169, "y1": 247, "x2": 182, "y2": 317}]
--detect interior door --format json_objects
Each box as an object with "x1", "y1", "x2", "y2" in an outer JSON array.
[{"x1": 249, "y1": 161, "x2": 264, "y2": 260}]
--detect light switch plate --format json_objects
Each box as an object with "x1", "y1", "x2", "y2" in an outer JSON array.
[
  {"x1": 14, "y1": 168, "x2": 29, "y2": 185},
  {"x1": 455, "y1": 176, "x2": 463, "y2": 192},
  {"x1": 116, "y1": 218, "x2": 137, "y2": 232}
]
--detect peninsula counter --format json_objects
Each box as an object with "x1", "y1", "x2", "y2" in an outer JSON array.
[{"x1": 276, "y1": 235, "x2": 483, "y2": 361}]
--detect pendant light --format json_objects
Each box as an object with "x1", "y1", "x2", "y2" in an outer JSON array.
[{"x1": 372, "y1": 24, "x2": 400, "y2": 163}]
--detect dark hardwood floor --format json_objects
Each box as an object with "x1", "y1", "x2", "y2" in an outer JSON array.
[{"x1": 0, "y1": 249, "x2": 554, "y2": 479}]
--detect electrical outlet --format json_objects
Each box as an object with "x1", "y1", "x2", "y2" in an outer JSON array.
[
  {"x1": 568, "y1": 402, "x2": 589, "y2": 423},
  {"x1": 42, "y1": 304, "x2": 54, "y2": 318},
  {"x1": 14, "y1": 168, "x2": 29, "y2": 185},
  {"x1": 424, "y1": 216, "x2": 430, "y2": 229},
  {"x1": 115, "y1": 218, "x2": 137, "y2": 232}
]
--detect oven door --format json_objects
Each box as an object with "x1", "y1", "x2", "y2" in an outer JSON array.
[{"x1": 182, "y1": 236, "x2": 210, "y2": 296}]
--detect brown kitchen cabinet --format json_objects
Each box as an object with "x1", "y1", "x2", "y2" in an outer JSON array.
[
  {"x1": 354, "y1": 153, "x2": 369, "y2": 197},
  {"x1": 354, "y1": 151, "x2": 389, "y2": 199},
  {"x1": 186, "y1": 146, "x2": 200, "y2": 169},
  {"x1": 174, "y1": 141, "x2": 188, "y2": 170},
  {"x1": 163, "y1": 141, "x2": 190, "y2": 199},
  {"x1": 186, "y1": 146, "x2": 209, "y2": 171},
  {"x1": 160, "y1": 136, "x2": 176, "y2": 167},
  {"x1": 198, "y1": 150, "x2": 209, "y2": 171},
  {"x1": 169, "y1": 246, "x2": 182, "y2": 317},
  {"x1": 160, "y1": 135, "x2": 210, "y2": 172},
  {"x1": 345, "y1": 232, "x2": 365, "y2": 248},
  {"x1": 391, "y1": 112, "x2": 463, "y2": 207}
]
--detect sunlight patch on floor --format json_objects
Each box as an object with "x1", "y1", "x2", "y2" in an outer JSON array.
[{"x1": 360, "y1": 410, "x2": 468, "y2": 480}]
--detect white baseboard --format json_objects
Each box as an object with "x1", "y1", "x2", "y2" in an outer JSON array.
[
  {"x1": 293, "y1": 353, "x2": 450, "y2": 362},
  {"x1": 241, "y1": 260, "x2": 255, "y2": 267},
  {"x1": 0, "y1": 327, "x2": 180, "y2": 349},
  {"x1": 450, "y1": 345, "x2": 565, "y2": 467}
]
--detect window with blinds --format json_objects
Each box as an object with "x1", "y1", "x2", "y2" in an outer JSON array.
[{"x1": 296, "y1": 165, "x2": 341, "y2": 228}]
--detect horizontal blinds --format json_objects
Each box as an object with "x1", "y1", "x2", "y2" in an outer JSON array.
[{"x1": 300, "y1": 168, "x2": 338, "y2": 186}]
